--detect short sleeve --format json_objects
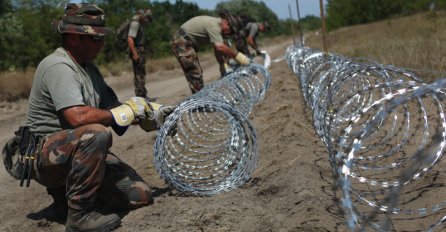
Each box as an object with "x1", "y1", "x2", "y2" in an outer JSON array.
[
  {"x1": 249, "y1": 23, "x2": 259, "y2": 37},
  {"x1": 206, "y1": 26, "x2": 224, "y2": 44},
  {"x1": 42, "y1": 63, "x2": 85, "y2": 111},
  {"x1": 128, "y1": 21, "x2": 139, "y2": 38}
]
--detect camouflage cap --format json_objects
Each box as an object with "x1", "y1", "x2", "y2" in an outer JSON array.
[
  {"x1": 219, "y1": 9, "x2": 243, "y2": 35},
  {"x1": 51, "y1": 3, "x2": 112, "y2": 36}
]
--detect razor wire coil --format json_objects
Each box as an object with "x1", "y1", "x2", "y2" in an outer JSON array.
[
  {"x1": 286, "y1": 45, "x2": 446, "y2": 231},
  {"x1": 153, "y1": 63, "x2": 271, "y2": 196}
]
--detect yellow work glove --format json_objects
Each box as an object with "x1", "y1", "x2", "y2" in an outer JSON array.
[
  {"x1": 110, "y1": 97, "x2": 150, "y2": 127},
  {"x1": 139, "y1": 105, "x2": 177, "y2": 132},
  {"x1": 234, "y1": 52, "x2": 251, "y2": 66}
]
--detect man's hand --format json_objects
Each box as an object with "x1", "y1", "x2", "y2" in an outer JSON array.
[
  {"x1": 255, "y1": 50, "x2": 262, "y2": 57},
  {"x1": 234, "y1": 52, "x2": 251, "y2": 66},
  {"x1": 110, "y1": 97, "x2": 150, "y2": 126},
  {"x1": 132, "y1": 53, "x2": 139, "y2": 62},
  {"x1": 140, "y1": 105, "x2": 177, "y2": 132},
  {"x1": 219, "y1": 63, "x2": 233, "y2": 76}
]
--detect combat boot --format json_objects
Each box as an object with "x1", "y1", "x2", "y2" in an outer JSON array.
[
  {"x1": 65, "y1": 208, "x2": 121, "y2": 232},
  {"x1": 47, "y1": 187, "x2": 68, "y2": 221}
]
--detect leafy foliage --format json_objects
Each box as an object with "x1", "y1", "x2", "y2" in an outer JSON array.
[
  {"x1": 0, "y1": 0, "x2": 319, "y2": 71},
  {"x1": 0, "y1": 1, "x2": 62, "y2": 70},
  {"x1": 326, "y1": 0, "x2": 446, "y2": 30}
]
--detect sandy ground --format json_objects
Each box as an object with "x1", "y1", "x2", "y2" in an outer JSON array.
[{"x1": 0, "y1": 38, "x2": 346, "y2": 232}]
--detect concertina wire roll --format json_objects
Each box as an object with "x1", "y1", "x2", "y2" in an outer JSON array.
[
  {"x1": 286, "y1": 45, "x2": 446, "y2": 231},
  {"x1": 153, "y1": 63, "x2": 272, "y2": 196}
]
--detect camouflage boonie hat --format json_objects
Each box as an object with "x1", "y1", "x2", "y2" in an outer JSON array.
[{"x1": 51, "y1": 3, "x2": 112, "y2": 36}]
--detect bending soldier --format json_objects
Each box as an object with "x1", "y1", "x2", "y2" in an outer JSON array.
[
  {"x1": 171, "y1": 11, "x2": 251, "y2": 94},
  {"x1": 236, "y1": 19, "x2": 270, "y2": 58}
]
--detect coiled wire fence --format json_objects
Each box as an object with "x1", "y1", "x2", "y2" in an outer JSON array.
[
  {"x1": 153, "y1": 63, "x2": 271, "y2": 195},
  {"x1": 286, "y1": 45, "x2": 446, "y2": 231}
]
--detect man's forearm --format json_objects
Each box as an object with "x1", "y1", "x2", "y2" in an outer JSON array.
[
  {"x1": 127, "y1": 37, "x2": 138, "y2": 58},
  {"x1": 213, "y1": 42, "x2": 237, "y2": 59},
  {"x1": 247, "y1": 36, "x2": 258, "y2": 51},
  {"x1": 61, "y1": 105, "x2": 115, "y2": 128}
]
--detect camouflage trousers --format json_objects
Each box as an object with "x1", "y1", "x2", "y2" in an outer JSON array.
[
  {"x1": 35, "y1": 124, "x2": 152, "y2": 211},
  {"x1": 130, "y1": 47, "x2": 148, "y2": 97},
  {"x1": 171, "y1": 29, "x2": 203, "y2": 94}
]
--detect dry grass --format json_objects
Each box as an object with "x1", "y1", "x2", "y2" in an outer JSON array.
[
  {"x1": 99, "y1": 56, "x2": 180, "y2": 77},
  {"x1": 261, "y1": 35, "x2": 293, "y2": 46},
  {"x1": 99, "y1": 60, "x2": 133, "y2": 77},
  {"x1": 305, "y1": 10, "x2": 446, "y2": 82},
  {"x1": 0, "y1": 55, "x2": 182, "y2": 102},
  {"x1": 146, "y1": 56, "x2": 180, "y2": 73},
  {"x1": 0, "y1": 68, "x2": 35, "y2": 101}
]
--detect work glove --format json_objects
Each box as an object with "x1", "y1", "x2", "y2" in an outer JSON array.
[
  {"x1": 110, "y1": 97, "x2": 150, "y2": 127},
  {"x1": 234, "y1": 52, "x2": 251, "y2": 66},
  {"x1": 139, "y1": 105, "x2": 177, "y2": 132},
  {"x1": 219, "y1": 63, "x2": 233, "y2": 77}
]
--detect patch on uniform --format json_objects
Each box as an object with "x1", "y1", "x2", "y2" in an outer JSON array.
[
  {"x1": 2, "y1": 137, "x2": 23, "y2": 180},
  {"x1": 80, "y1": 133, "x2": 95, "y2": 141}
]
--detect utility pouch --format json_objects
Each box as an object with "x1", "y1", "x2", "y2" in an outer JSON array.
[
  {"x1": 15, "y1": 126, "x2": 31, "y2": 155},
  {"x1": 2, "y1": 136, "x2": 21, "y2": 179},
  {"x1": 2, "y1": 126, "x2": 44, "y2": 187}
]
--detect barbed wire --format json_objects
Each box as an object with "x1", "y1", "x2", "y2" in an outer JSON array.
[
  {"x1": 153, "y1": 63, "x2": 271, "y2": 195},
  {"x1": 286, "y1": 45, "x2": 446, "y2": 231}
]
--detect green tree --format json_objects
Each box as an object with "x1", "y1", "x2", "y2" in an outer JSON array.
[
  {"x1": 98, "y1": 0, "x2": 206, "y2": 60},
  {"x1": 326, "y1": 0, "x2": 402, "y2": 30},
  {"x1": 0, "y1": 0, "x2": 300, "y2": 71},
  {"x1": 0, "y1": 0, "x2": 13, "y2": 16},
  {"x1": 0, "y1": 0, "x2": 63, "y2": 70},
  {"x1": 0, "y1": 13, "x2": 24, "y2": 70},
  {"x1": 215, "y1": 0, "x2": 280, "y2": 36},
  {"x1": 300, "y1": 15, "x2": 321, "y2": 31}
]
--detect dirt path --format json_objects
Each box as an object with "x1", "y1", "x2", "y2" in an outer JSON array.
[{"x1": 0, "y1": 38, "x2": 344, "y2": 232}]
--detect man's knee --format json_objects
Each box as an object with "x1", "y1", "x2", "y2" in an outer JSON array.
[
  {"x1": 98, "y1": 168, "x2": 153, "y2": 210},
  {"x1": 123, "y1": 180, "x2": 153, "y2": 208},
  {"x1": 78, "y1": 124, "x2": 112, "y2": 148}
]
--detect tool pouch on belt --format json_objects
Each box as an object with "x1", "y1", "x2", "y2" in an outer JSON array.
[{"x1": 2, "y1": 126, "x2": 44, "y2": 187}]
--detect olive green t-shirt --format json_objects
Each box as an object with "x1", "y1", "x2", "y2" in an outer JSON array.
[
  {"x1": 180, "y1": 16, "x2": 224, "y2": 47},
  {"x1": 26, "y1": 47, "x2": 118, "y2": 135}
]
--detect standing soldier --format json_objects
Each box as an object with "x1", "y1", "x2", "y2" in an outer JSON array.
[
  {"x1": 236, "y1": 19, "x2": 270, "y2": 58},
  {"x1": 170, "y1": 11, "x2": 251, "y2": 94},
  {"x1": 2, "y1": 3, "x2": 175, "y2": 232},
  {"x1": 127, "y1": 9, "x2": 157, "y2": 101}
]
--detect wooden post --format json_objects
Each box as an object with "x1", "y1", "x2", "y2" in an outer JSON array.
[
  {"x1": 295, "y1": 0, "x2": 304, "y2": 46},
  {"x1": 288, "y1": 2, "x2": 296, "y2": 45},
  {"x1": 319, "y1": 0, "x2": 327, "y2": 52}
]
